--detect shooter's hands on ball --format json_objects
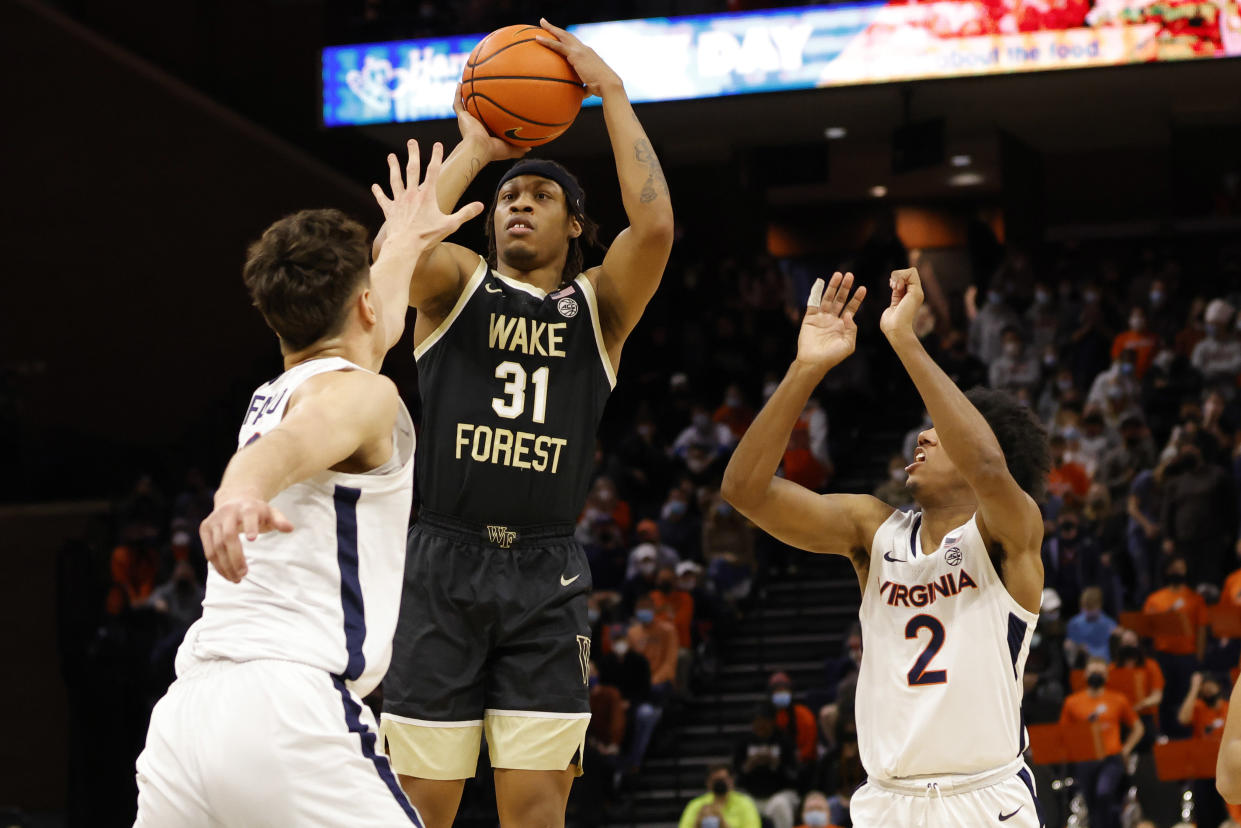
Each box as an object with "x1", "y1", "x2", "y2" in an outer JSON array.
[
  {"x1": 453, "y1": 84, "x2": 528, "y2": 161},
  {"x1": 200, "y1": 491, "x2": 293, "y2": 583},
  {"x1": 371, "y1": 139, "x2": 485, "y2": 251},
  {"x1": 880, "y1": 267, "x2": 926, "y2": 339},
  {"x1": 536, "y1": 18, "x2": 623, "y2": 98},
  {"x1": 795, "y1": 271, "x2": 866, "y2": 373}
]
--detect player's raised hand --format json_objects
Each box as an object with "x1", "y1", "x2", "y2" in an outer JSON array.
[
  {"x1": 453, "y1": 84, "x2": 528, "y2": 161},
  {"x1": 200, "y1": 494, "x2": 294, "y2": 584},
  {"x1": 536, "y1": 19, "x2": 622, "y2": 98},
  {"x1": 372, "y1": 139, "x2": 485, "y2": 252},
  {"x1": 880, "y1": 267, "x2": 926, "y2": 339},
  {"x1": 795, "y1": 271, "x2": 866, "y2": 372}
]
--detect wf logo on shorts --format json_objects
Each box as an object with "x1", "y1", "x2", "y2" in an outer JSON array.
[
  {"x1": 576, "y1": 635, "x2": 591, "y2": 684},
  {"x1": 486, "y1": 525, "x2": 518, "y2": 548}
]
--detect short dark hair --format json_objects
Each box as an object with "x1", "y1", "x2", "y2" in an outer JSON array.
[
  {"x1": 242, "y1": 209, "x2": 370, "y2": 351},
  {"x1": 965, "y1": 387, "x2": 1051, "y2": 502},
  {"x1": 705, "y1": 762, "x2": 732, "y2": 782},
  {"x1": 484, "y1": 160, "x2": 601, "y2": 285}
]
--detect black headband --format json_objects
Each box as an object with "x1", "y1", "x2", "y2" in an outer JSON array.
[{"x1": 496, "y1": 159, "x2": 585, "y2": 215}]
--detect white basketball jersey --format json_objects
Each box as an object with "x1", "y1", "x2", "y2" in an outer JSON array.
[
  {"x1": 856, "y1": 510, "x2": 1038, "y2": 781},
  {"x1": 177, "y1": 357, "x2": 415, "y2": 698}
]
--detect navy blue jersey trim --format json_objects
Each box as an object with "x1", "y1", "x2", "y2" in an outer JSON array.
[
  {"x1": 910, "y1": 514, "x2": 922, "y2": 559},
  {"x1": 1016, "y1": 766, "x2": 1044, "y2": 828},
  {"x1": 331, "y1": 676, "x2": 424, "y2": 825},
  {"x1": 1007, "y1": 612, "x2": 1027, "y2": 681},
  {"x1": 334, "y1": 485, "x2": 365, "y2": 681}
]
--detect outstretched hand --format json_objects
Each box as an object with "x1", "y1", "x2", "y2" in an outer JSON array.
[
  {"x1": 796, "y1": 272, "x2": 866, "y2": 372},
  {"x1": 371, "y1": 139, "x2": 485, "y2": 254},
  {"x1": 200, "y1": 492, "x2": 294, "y2": 583},
  {"x1": 453, "y1": 84, "x2": 528, "y2": 161},
  {"x1": 880, "y1": 267, "x2": 925, "y2": 339}
]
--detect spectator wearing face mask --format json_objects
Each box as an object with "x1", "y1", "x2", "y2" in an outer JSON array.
[
  {"x1": 1179, "y1": 672, "x2": 1231, "y2": 828},
  {"x1": 1059, "y1": 656, "x2": 1144, "y2": 828},
  {"x1": 1160, "y1": 442, "x2": 1237, "y2": 587},
  {"x1": 1144, "y1": 556, "x2": 1208, "y2": 739},
  {"x1": 1099, "y1": 415, "x2": 1154, "y2": 505},
  {"x1": 967, "y1": 283, "x2": 1019, "y2": 366},
  {"x1": 628, "y1": 593, "x2": 680, "y2": 698},
  {"x1": 735, "y1": 703, "x2": 799, "y2": 828},
  {"x1": 627, "y1": 520, "x2": 680, "y2": 579},
  {"x1": 714, "y1": 384, "x2": 755, "y2": 443},
  {"x1": 1192, "y1": 299, "x2": 1241, "y2": 385},
  {"x1": 1086, "y1": 349, "x2": 1143, "y2": 428},
  {"x1": 659, "y1": 486, "x2": 702, "y2": 561},
  {"x1": 1126, "y1": 457, "x2": 1167, "y2": 599},
  {"x1": 794, "y1": 791, "x2": 841, "y2": 828},
  {"x1": 1076, "y1": 410, "x2": 1117, "y2": 479},
  {"x1": 1025, "y1": 282, "x2": 1062, "y2": 353},
  {"x1": 768, "y1": 672, "x2": 818, "y2": 766},
  {"x1": 1047, "y1": 434, "x2": 1093, "y2": 501},
  {"x1": 675, "y1": 404, "x2": 735, "y2": 461},
  {"x1": 1043, "y1": 510, "x2": 1094, "y2": 617},
  {"x1": 988, "y1": 325, "x2": 1041, "y2": 392},
  {"x1": 1111, "y1": 307, "x2": 1159, "y2": 379},
  {"x1": 872, "y1": 454, "x2": 914, "y2": 510},
  {"x1": 1065, "y1": 587, "x2": 1119, "y2": 667},
  {"x1": 703, "y1": 492, "x2": 756, "y2": 604},
  {"x1": 1109, "y1": 629, "x2": 1163, "y2": 749},
  {"x1": 678, "y1": 765, "x2": 761, "y2": 828},
  {"x1": 622, "y1": 547, "x2": 661, "y2": 617}
]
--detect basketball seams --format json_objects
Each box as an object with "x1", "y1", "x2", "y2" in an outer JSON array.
[
  {"x1": 461, "y1": 91, "x2": 577, "y2": 128},
  {"x1": 467, "y1": 75, "x2": 585, "y2": 88},
  {"x1": 467, "y1": 35, "x2": 549, "y2": 69}
]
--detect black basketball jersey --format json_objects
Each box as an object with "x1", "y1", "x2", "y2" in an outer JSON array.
[{"x1": 413, "y1": 256, "x2": 615, "y2": 525}]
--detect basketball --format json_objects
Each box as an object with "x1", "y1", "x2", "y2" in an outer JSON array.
[{"x1": 461, "y1": 25, "x2": 586, "y2": 147}]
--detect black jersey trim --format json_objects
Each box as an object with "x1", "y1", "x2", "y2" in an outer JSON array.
[{"x1": 414, "y1": 256, "x2": 488, "y2": 362}]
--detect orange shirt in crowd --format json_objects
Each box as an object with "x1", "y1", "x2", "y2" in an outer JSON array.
[
  {"x1": 1106, "y1": 661, "x2": 1165, "y2": 716},
  {"x1": 1048, "y1": 461, "x2": 1092, "y2": 499},
  {"x1": 714, "y1": 404, "x2": 754, "y2": 441},
  {"x1": 1143, "y1": 586, "x2": 1208, "y2": 655},
  {"x1": 652, "y1": 589, "x2": 694, "y2": 649},
  {"x1": 1222, "y1": 567, "x2": 1241, "y2": 606},
  {"x1": 628, "y1": 617, "x2": 679, "y2": 685},
  {"x1": 776, "y1": 703, "x2": 819, "y2": 764},
  {"x1": 1060, "y1": 689, "x2": 1138, "y2": 758},
  {"x1": 1111, "y1": 331, "x2": 1159, "y2": 378},
  {"x1": 1190, "y1": 699, "x2": 1229, "y2": 739}
]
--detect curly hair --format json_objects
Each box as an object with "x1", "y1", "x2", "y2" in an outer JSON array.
[{"x1": 965, "y1": 387, "x2": 1051, "y2": 503}]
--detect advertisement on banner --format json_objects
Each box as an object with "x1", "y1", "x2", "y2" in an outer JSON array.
[{"x1": 322, "y1": 0, "x2": 1241, "y2": 127}]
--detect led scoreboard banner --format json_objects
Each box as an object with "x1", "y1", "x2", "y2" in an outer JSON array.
[{"x1": 322, "y1": 0, "x2": 1241, "y2": 127}]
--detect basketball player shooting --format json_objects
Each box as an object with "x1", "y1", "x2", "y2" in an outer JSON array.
[
  {"x1": 377, "y1": 19, "x2": 674, "y2": 828},
  {"x1": 722, "y1": 269, "x2": 1050, "y2": 828},
  {"x1": 133, "y1": 141, "x2": 481, "y2": 826}
]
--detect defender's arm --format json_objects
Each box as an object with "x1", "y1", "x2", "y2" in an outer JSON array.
[
  {"x1": 882, "y1": 268, "x2": 1045, "y2": 613},
  {"x1": 203, "y1": 370, "x2": 399, "y2": 583}
]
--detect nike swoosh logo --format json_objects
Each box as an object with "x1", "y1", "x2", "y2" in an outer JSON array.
[
  {"x1": 485, "y1": 283, "x2": 502, "y2": 294},
  {"x1": 883, "y1": 551, "x2": 901, "y2": 562},
  {"x1": 999, "y1": 805, "x2": 1023, "y2": 821},
  {"x1": 560, "y1": 573, "x2": 580, "y2": 587}
]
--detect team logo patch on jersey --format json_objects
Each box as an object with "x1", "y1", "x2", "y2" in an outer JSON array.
[
  {"x1": 557, "y1": 297, "x2": 579, "y2": 318},
  {"x1": 945, "y1": 547, "x2": 962, "y2": 566},
  {"x1": 576, "y1": 635, "x2": 591, "y2": 684}
]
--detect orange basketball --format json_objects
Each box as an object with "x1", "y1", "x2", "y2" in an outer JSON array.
[{"x1": 461, "y1": 25, "x2": 586, "y2": 147}]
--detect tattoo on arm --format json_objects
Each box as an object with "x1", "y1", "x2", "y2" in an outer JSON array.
[{"x1": 633, "y1": 139, "x2": 667, "y2": 204}]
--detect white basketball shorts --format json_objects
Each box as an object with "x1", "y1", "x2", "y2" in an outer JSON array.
[
  {"x1": 851, "y1": 757, "x2": 1042, "y2": 828},
  {"x1": 135, "y1": 658, "x2": 423, "y2": 827}
]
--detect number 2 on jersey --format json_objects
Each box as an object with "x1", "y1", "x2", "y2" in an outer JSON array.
[
  {"x1": 905, "y1": 614, "x2": 947, "y2": 686},
  {"x1": 492, "y1": 361, "x2": 549, "y2": 424}
]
